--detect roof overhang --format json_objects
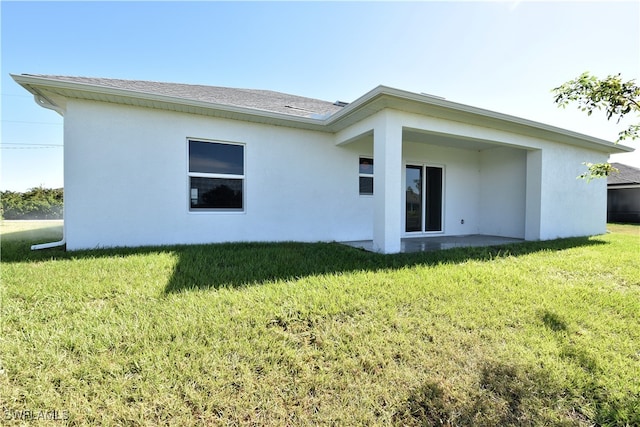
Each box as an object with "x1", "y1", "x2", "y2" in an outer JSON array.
[
  {"x1": 327, "y1": 85, "x2": 633, "y2": 154},
  {"x1": 11, "y1": 74, "x2": 330, "y2": 132},
  {"x1": 608, "y1": 184, "x2": 640, "y2": 189},
  {"x1": 11, "y1": 74, "x2": 633, "y2": 154}
]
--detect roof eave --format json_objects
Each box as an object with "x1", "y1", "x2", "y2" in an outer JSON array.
[
  {"x1": 11, "y1": 74, "x2": 329, "y2": 132},
  {"x1": 11, "y1": 74, "x2": 635, "y2": 154},
  {"x1": 326, "y1": 85, "x2": 632, "y2": 154}
]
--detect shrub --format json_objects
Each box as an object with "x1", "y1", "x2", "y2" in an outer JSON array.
[{"x1": 0, "y1": 186, "x2": 63, "y2": 219}]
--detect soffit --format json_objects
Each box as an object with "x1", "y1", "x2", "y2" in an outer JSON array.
[{"x1": 403, "y1": 128, "x2": 499, "y2": 151}]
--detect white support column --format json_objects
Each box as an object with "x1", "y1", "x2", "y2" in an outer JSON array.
[
  {"x1": 525, "y1": 149, "x2": 542, "y2": 241},
  {"x1": 373, "y1": 111, "x2": 403, "y2": 254}
]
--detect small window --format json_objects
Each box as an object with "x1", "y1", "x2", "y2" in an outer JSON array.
[
  {"x1": 188, "y1": 140, "x2": 244, "y2": 211},
  {"x1": 359, "y1": 157, "x2": 374, "y2": 195}
]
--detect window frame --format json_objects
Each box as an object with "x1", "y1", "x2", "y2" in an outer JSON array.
[
  {"x1": 358, "y1": 156, "x2": 374, "y2": 196},
  {"x1": 187, "y1": 138, "x2": 246, "y2": 213},
  {"x1": 403, "y1": 162, "x2": 445, "y2": 234}
]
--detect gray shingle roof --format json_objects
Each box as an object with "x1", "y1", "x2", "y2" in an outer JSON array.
[
  {"x1": 23, "y1": 74, "x2": 344, "y2": 119},
  {"x1": 609, "y1": 162, "x2": 640, "y2": 185}
]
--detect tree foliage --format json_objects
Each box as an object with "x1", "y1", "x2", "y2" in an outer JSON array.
[
  {"x1": 0, "y1": 187, "x2": 63, "y2": 220},
  {"x1": 577, "y1": 162, "x2": 619, "y2": 182},
  {"x1": 552, "y1": 72, "x2": 639, "y2": 181},
  {"x1": 553, "y1": 71, "x2": 640, "y2": 142}
]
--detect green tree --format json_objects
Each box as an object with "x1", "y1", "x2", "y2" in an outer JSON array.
[
  {"x1": 552, "y1": 72, "x2": 639, "y2": 180},
  {"x1": 0, "y1": 187, "x2": 63, "y2": 219}
]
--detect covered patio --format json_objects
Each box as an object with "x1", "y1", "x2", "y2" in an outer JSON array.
[
  {"x1": 342, "y1": 234, "x2": 525, "y2": 253},
  {"x1": 335, "y1": 104, "x2": 539, "y2": 254}
]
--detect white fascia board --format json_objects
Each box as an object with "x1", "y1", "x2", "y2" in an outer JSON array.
[
  {"x1": 10, "y1": 76, "x2": 64, "y2": 116},
  {"x1": 608, "y1": 184, "x2": 640, "y2": 189}
]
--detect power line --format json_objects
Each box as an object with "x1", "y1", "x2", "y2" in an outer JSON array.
[
  {"x1": 0, "y1": 143, "x2": 63, "y2": 149},
  {"x1": 1, "y1": 93, "x2": 31, "y2": 98},
  {"x1": 2, "y1": 143, "x2": 62, "y2": 146},
  {"x1": 1, "y1": 120, "x2": 62, "y2": 125}
]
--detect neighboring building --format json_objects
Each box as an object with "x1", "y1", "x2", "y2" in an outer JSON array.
[
  {"x1": 12, "y1": 74, "x2": 633, "y2": 253},
  {"x1": 608, "y1": 163, "x2": 640, "y2": 223}
]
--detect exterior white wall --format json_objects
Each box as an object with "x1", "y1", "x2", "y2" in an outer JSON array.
[
  {"x1": 390, "y1": 110, "x2": 609, "y2": 241},
  {"x1": 478, "y1": 147, "x2": 527, "y2": 238},
  {"x1": 475, "y1": 141, "x2": 607, "y2": 241},
  {"x1": 63, "y1": 100, "x2": 372, "y2": 250},
  {"x1": 402, "y1": 141, "x2": 481, "y2": 236},
  {"x1": 538, "y1": 144, "x2": 609, "y2": 239},
  {"x1": 62, "y1": 101, "x2": 611, "y2": 250},
  {"x1": 525, "y1": 150, "x2": 542, "y2": 240}
]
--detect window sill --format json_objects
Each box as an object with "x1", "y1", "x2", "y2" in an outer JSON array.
[{"x1": 188, "y1": 209, "x2": 246, "y2": 215}]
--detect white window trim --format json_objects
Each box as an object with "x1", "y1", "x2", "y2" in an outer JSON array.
[
  {"x1": 187, "y1": 138, "x2": 246, "y2": 214},
  {"x1": 359, "y1": 156, "x2": 374, "y2": 196}
]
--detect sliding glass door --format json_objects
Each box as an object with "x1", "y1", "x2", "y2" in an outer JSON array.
[{"x1": 405, "y1": 165, "x2": 443, "y2": 233}]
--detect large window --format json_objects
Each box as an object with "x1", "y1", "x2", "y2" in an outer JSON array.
[
  {"x1": 359, "y1": 157, "x2": 374, "y2": 195},
  {"x1": 188, "y1": 139, "x2": 244, "y2": 211}
]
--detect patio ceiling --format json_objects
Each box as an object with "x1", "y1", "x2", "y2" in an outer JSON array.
[
  {"x1": 402, "y1": 128, "x2": 505, "y2": 152},
  {"x1": 338, "y1": 127, "x2": 512, "y2": 152}
]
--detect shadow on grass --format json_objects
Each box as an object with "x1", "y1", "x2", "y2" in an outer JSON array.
[
  {"x1": 392, "y1": 360, "x2": 559, "y2": 426},
  {"x1": 540, "y1": 310, "x2": 569, "y2": 332},
  {"x1": 0, "y1": 222, "x2": 63, "y2": 242},
  {"x1": 1, "y1": 234, "x2": 607, "y2": 293},
  {"x1": 393, "y1": 357, "x2": 640, "y2": 426}
]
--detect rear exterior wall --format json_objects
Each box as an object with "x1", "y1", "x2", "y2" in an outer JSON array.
[
  {"x1": 63, "y1": 100, "x2": 371, "y2": 250},
  {"x1": 62, "y1": 100, "x2": 611, "y2": 249}
]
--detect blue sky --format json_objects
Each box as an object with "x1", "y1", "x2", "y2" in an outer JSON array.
[{"x1": 2, "y1": 1, "x2": 639, "y2": 191}]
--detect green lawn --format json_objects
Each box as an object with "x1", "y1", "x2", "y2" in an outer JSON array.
[{"x1": 1, "y1": 222, "x2": 639, "y2": 426}]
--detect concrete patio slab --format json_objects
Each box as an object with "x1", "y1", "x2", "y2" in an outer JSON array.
[{"x1": 341, "y1": 235, "x2": 524, "y2": 253}]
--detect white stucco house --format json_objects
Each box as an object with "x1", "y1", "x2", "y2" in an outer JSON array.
[{"x1": 12, "y1": 74, "x2": 632, "y2": 253}]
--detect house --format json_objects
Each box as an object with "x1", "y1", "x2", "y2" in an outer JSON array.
[
  {"x1": 607, "y1": 163, "x2": 640, "y2": 223},
  {"x1": 12, "y1": 74, "x2": 633, "y2": 253}
]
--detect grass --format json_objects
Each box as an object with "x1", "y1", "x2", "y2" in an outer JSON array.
[{"x1": 1, "y1": 221, "x2": 639, "y2": 426}]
